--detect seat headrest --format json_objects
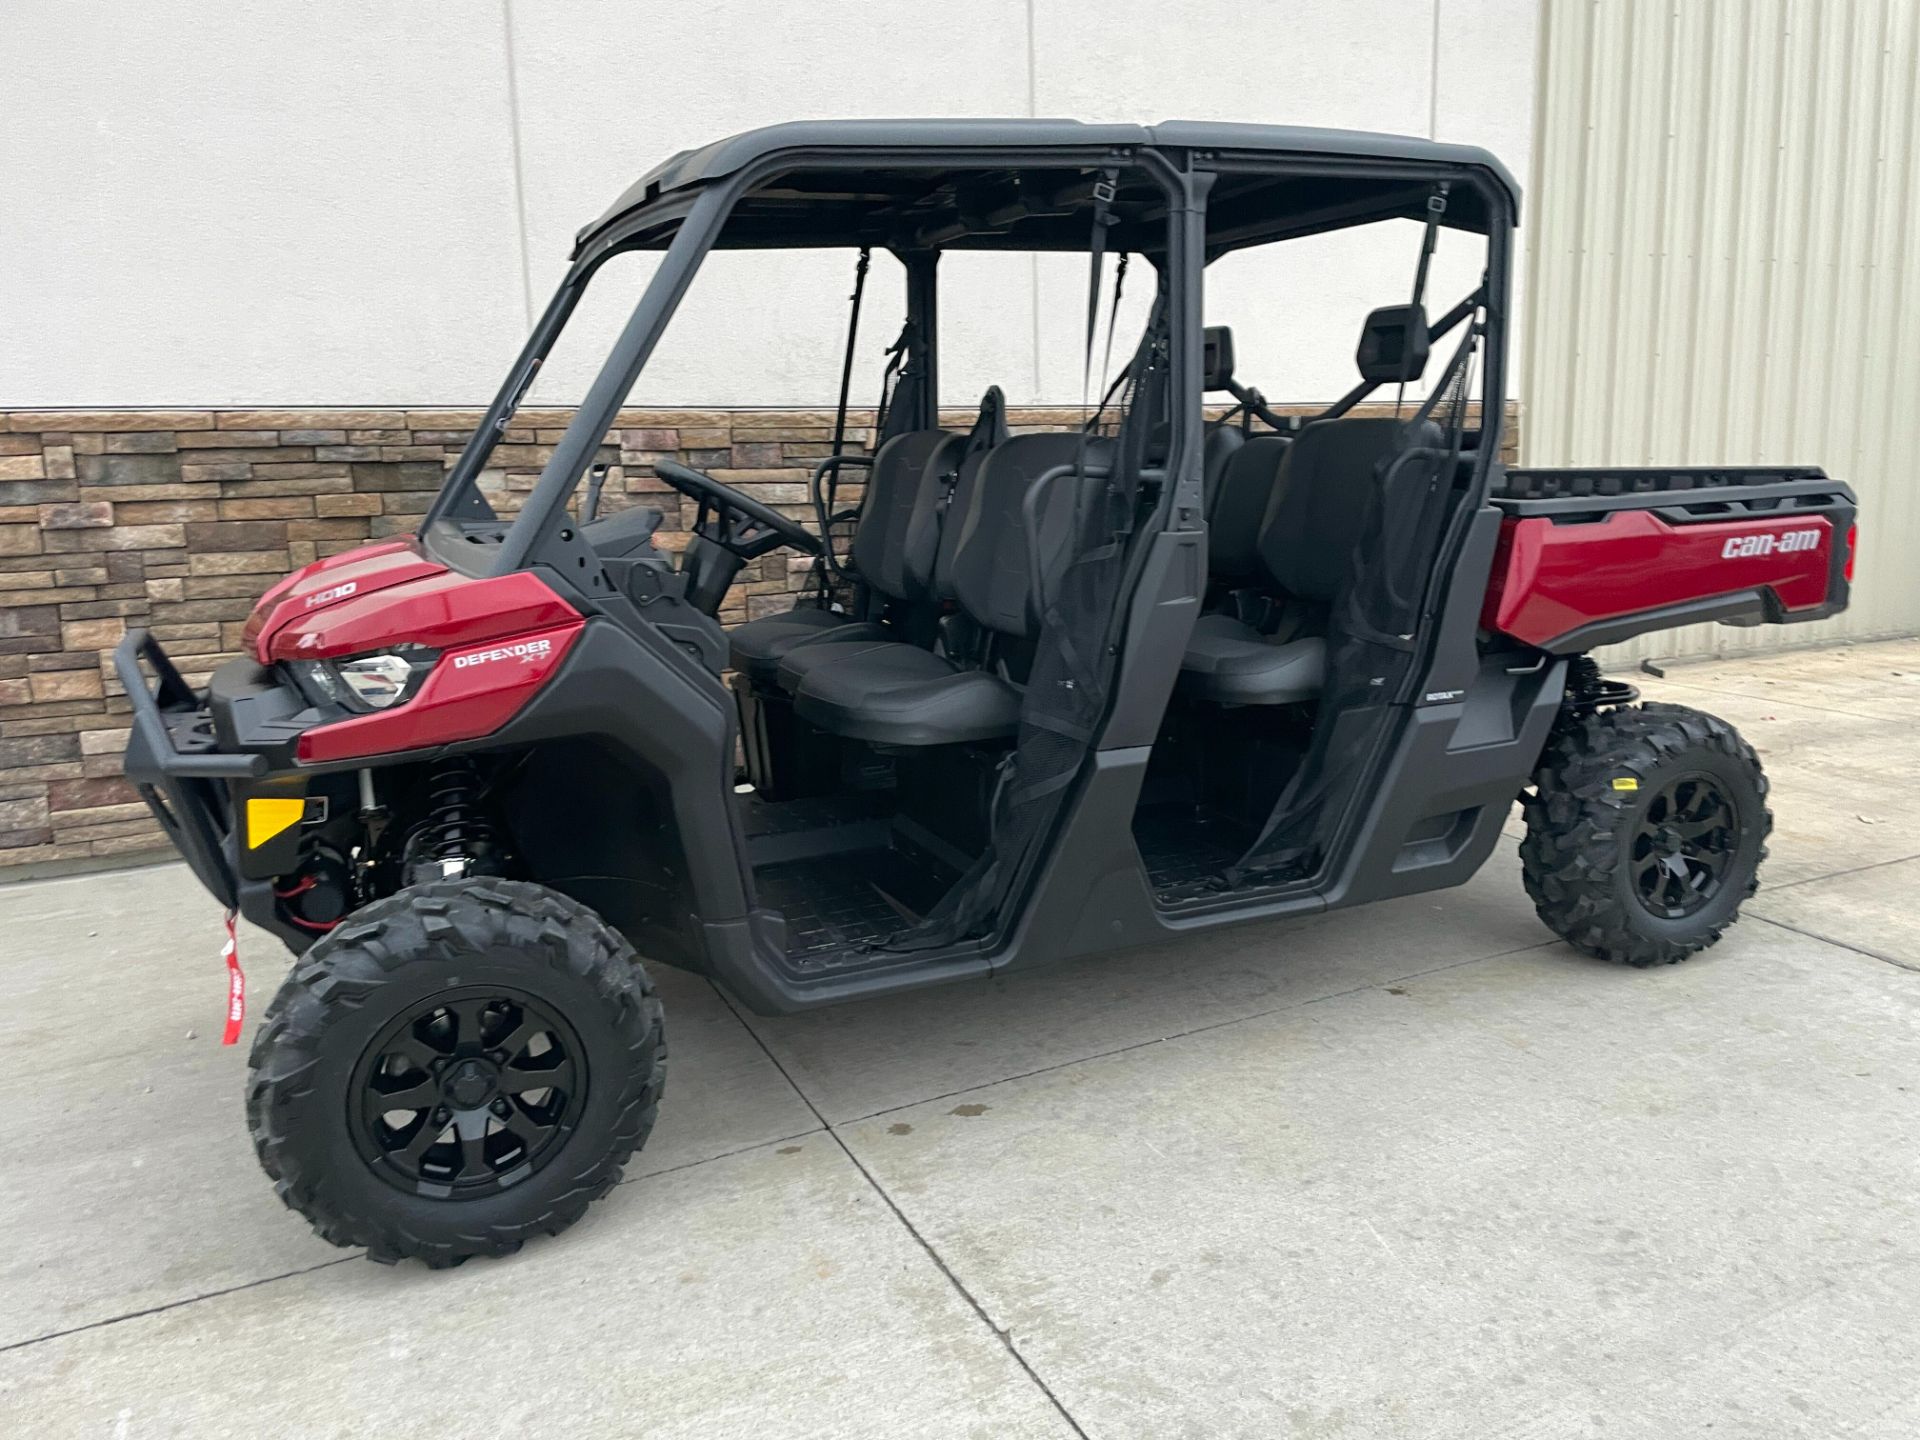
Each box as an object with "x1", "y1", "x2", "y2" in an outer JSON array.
[
  {"x1": 1356, "y1": 305, "x2": 1430, "y2": 384},
  {"x1": 947, "y1": 433, "x2": 1099, "y2": 638},
  {"x1": 1203, "y1": 326, "x2": 1235, "y2": 391}
]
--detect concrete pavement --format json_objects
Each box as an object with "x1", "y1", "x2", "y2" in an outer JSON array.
[{"x1": 2, "y1": 639, "x2": 1917, "y2": 1438}]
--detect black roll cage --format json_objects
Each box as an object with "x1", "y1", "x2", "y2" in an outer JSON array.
[{"x1": 419, "y1": 141, "x2": 1515, "y2": 600}]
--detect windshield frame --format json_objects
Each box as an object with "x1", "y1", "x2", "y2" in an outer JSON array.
[{"x1": 421, "y1": 146, "x2": 1196, "y2": 580}]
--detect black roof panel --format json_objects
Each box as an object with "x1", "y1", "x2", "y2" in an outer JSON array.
[{"x1": 580, "y1": 118, "x2": 1520, "y2": 255}]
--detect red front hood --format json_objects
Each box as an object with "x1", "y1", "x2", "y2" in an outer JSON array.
[
  {"x1": 244, "y1": 539, "x2": 579, "y2": 665},
  {"x1": 244, "y1": 540, "x2": 446, "y2": 661}
]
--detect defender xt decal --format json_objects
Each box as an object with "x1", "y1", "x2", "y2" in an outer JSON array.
[{"x1": 452, "y1": 638, "x2": 555, "y2": 669}]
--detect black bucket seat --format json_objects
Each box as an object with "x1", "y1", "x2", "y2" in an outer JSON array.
[
  {"x1": 725, "y1": 426, "x2": 963, "y2": 685},
  {"x1": 789, "y1": 432, "x2": 1097, "y2": 746},
  {"x1": 1178, "y1": 415, "x2": 1441, "y2": 706}
]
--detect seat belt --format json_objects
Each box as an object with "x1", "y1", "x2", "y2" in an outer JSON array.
[
  {"x1": 828, "y1": 246, "x2": 871, "y2": 463},
  {"x1": 1070, "y1": 167, "x2": 1127, "y2": 556},
  {"x1": 1086, "y1": 254, "x2": 1130, "y2": 431},
  {"x1": 872, "y1": 319, "x2": 917, "y2": 444},
  {"x1": 1076, "y1": 169, "x2": 1121, "y2": 439},
  {"x1": 936, "y1": 387, "x2": 1008, "y2": 523},
  {"x1": 805, "y1": 247, "x2": 875, "y2": 609},
  {"x1": 1084, "y1": 352, "x2": 1133, "y2": 433},
  {"x1": 1409, "y1": 185, "x2": 1449, "y2": 312},
  {"x1": 1397, "y1": 184, "x2": 1448, "y2": 417}
]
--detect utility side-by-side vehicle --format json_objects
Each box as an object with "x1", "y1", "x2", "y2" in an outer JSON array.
[{"x1": 121, "y1": 121, "x2": 1856, "y2": 1266}]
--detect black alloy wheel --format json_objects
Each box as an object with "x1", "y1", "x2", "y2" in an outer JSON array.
[
  {"x1": 249, "y1": 878, "x2": 665, "y2": 1266},
  {"x1": 1521, "y1": 701, "x2": 1770, "y2": 967},
  {"x1": 349, "y1": 988, "x2": 586, "y2": 1197},
  {"x1": 1629, "y1": 773, "x2": 1736, "y2": 920}
]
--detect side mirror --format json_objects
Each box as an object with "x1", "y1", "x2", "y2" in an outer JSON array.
[
  {"x1": 1202, "y1": 325, "x2": 1236, "y2": 391},
  {"x1": 1356, "y1": 304, "x2": 1430, "y2": 383}
]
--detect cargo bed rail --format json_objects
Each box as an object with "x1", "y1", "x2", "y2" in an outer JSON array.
[{"x1": 1492, "y1": 465, "x2": 1848, "y2": 516}]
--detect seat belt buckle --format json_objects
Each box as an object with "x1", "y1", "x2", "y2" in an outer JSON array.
[{"x1": 1092, "y1": 178, "x2": 1117, "y2": 205}]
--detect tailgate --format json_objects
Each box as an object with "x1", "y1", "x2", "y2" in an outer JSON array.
[{"x1": 1483, "y1": 467, "x2": 1857, "y2": 652}]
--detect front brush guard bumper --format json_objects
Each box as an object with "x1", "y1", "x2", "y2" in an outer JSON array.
[{"x1": 117, "y1": 629, "x2": 267, "y2": 911}]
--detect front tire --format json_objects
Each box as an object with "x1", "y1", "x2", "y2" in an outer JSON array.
[
  {"x1": 246, "y1": 878, "x2": 665, "y2": 1267},
  {"x1": 1521, "y1": 702, "x2": 1770, "y2": 967}
]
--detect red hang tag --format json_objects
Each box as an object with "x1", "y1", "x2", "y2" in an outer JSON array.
[{"x1": 221, "y1": 910, "x2": 246, "y2": 1046}]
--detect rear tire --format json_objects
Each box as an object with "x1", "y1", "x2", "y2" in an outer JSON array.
[
  {"x1": 246, "y1": 878, "x2": 665, "y2": 1267},
  {"x1": 1521, "y1": 702, "x2": 1770, "y2": 967}
]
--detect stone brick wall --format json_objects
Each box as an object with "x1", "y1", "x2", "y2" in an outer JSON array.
[
  {"x1": 0, "y1": 402, "x2": 1513, "y2": 875},
  {"x1": 0, "y1": 405, "x2": 1010, "y2": 872}
]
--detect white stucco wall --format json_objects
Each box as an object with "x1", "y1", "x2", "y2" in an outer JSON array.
[{"x1": 0, "y1": 0, "x2": 1538, "y2": 409}]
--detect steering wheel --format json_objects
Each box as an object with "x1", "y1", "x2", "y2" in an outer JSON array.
[{"x1": 651, "y1": 459, "x2": 822, "y2": 560}]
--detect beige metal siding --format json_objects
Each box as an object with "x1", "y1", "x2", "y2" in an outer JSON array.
[{"x1": 1522, "y1": 0, "x2": 1920, "y2": 661}]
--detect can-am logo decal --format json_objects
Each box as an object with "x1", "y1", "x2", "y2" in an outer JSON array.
[
  {"x1": 1721, "y1": 529, "x2": 1820, "y2": 559},
  {"x1": 304, "y1": 581, "x2": 357, "y2": 608},
  {"x1": 452, "y1": 638, "x2": 553, "y2": 670}
]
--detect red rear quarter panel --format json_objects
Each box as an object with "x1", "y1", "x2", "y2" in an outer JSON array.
[{"x1": 1484, "y1": 510, "x2": 1837, "y2": 649}]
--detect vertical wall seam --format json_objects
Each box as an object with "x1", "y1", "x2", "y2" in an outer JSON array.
[
  {"x1": 1025, "y1": 0, "x2": 1043, "y2": 400},
  {"x1": 1675, "y1": 0, "x2": 1713, "y2": 459},
  {"x1": 1429, "y1": 0, "x2": 1442, "y2": 138},
  {"x1": 1518, "y1": 0, "x2": 1557, "y2": 453},
  {"x1": 500, "y1": 0, "x2": 537, "y2": 332},
  {"x1": 1639, "y1": 0, "x2": 1678, "y2": 467},
  {"x1": 1546, "y1": 0, "x2": 1598, "y2": 464}
]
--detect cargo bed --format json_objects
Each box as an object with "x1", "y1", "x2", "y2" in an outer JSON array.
[{"x1": 1483, "y1": 466, "x2": 1856, "y2": 652}]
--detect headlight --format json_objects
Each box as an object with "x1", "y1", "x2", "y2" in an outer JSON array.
[
  {"x1": 337, "y1": 653, "x2": 418, "y2": 708},
  {"x1": 288, "y1": 647, "x2": 438, "y2": 713}
]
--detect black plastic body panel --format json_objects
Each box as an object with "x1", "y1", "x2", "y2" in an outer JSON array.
[
  {"x1": 1103, "y1": 529, "x2": 1205, "y2": 748},
  {"x1": 480, "y1": 618, "x2": 748, "y2": 928},
  {"x1": 1542, "y1": 594, "x2": 1764, "y2": 653},
  {"x1": 206, "y1": 656, "x2": 314, "y2": 765},
  {"x1": 1416, "y1": 506, "x2": 1502, "y2": 704},
  {"x1": 1320, "y1": 658, "x2": 1564, "y2": 907}
]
